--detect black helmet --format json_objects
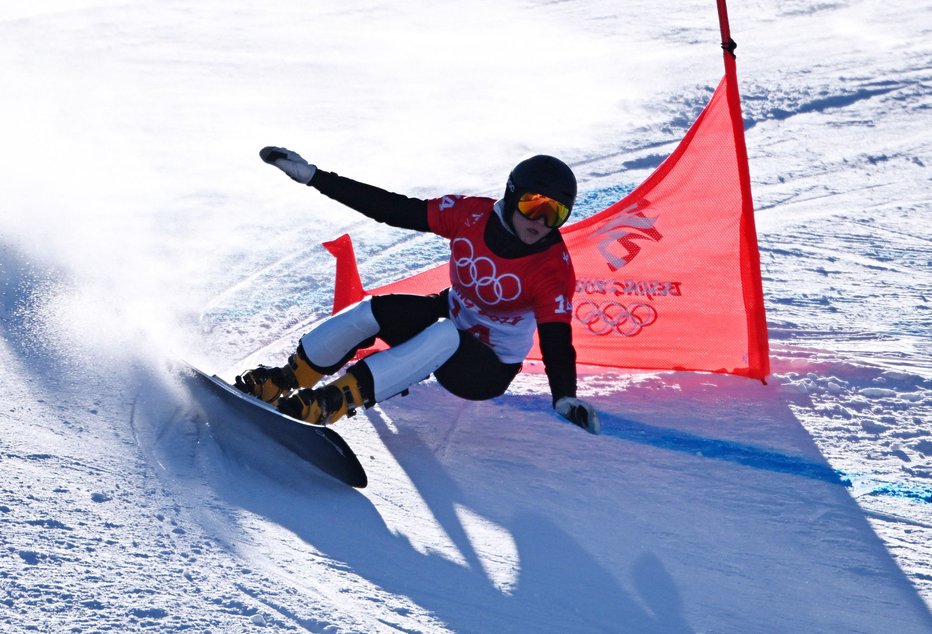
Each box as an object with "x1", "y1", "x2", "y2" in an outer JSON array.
[{"x1": 504, "y1": 155, "x2": 577, "y2": 230}]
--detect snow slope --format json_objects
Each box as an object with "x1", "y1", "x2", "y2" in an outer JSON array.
[{"x1": 1, "y1": 0, "x2": 931, "y2": 631}]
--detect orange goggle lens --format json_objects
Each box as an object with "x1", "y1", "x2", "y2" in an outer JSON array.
[{"x1": 515, "y1": 192, "x2": 570, "y2": 229}]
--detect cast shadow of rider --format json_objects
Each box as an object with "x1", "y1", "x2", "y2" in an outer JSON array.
[{"x1": 193, "y1": 383, "x2": 692, "y2": 633}]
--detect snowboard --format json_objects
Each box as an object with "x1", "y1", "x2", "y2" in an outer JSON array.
[{"x1": 184, "y1": 363, "x2": 368, "y2": 488}]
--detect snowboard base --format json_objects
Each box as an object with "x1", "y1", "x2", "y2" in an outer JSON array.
[{"x1": 184, "y1": 363, "x2": 367, "y2": 488}]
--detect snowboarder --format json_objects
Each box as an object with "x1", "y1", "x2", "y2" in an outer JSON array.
[{"x1": 235, "y1": 147, "x2": 601, "y2": 434}]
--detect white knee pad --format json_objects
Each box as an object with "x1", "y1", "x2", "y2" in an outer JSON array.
[
  {"x1": 363, "y1": 319, "x2": 460, "y2": 402},
  {"x1": 300, "y1": 297, "x2": 379, "y2": 368}
]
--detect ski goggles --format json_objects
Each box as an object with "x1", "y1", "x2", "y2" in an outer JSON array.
[{"x1": 515, "y1": 192, "x2": 571, "y2": 229}]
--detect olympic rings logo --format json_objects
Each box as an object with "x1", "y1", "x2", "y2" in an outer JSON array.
[
  {"x1": 451, "y1": 238, "x2": 522, "y2": 306},
  {"x1": 574, "y1": 299, "x2": 658, "y2": 337}
]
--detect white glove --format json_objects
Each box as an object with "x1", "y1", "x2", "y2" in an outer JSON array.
[
  {"x1": 555, "y1": 397, "x2": 601, "y2": 435},
  {"x1": 259, "y1": 146, "x2": 318, "y2": 185}
]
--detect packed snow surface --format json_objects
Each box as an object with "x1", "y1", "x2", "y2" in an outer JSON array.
[{"x1": 1, "y1": 0, "x2": 930, "y2": 632}]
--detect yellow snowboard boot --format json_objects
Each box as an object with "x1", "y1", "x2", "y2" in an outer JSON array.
[
  {"x1": 235, "y1": 350, "x2": 323, "y2": 404},
  {"x1": 277, "y1": 373, "x2": 365, "y2": 425}
]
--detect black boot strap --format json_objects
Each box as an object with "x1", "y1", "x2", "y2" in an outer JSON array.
[{"x1": 341, "y1": 385, "x2": 358, "y2": 418}]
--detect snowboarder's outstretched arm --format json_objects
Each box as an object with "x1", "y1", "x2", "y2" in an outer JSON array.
[
  {"x1": 539, "y1": 322, "x2": 576, "y2": 405},
  {"x1": 539, "y1": 322, "x2": 601, "y2": 434},
  {"x1": 259, "y1": 146, "x2": 429, "y2": 231}
]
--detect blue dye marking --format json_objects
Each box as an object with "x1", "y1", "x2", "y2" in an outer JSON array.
[
  {"x1": 599, "y1": 413, "x2": 850, "y2": 486},
  {"x1": 867, "y1": 484, "x2": 932, "y2": 504}
]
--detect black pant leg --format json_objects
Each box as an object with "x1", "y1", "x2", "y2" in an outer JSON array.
[
  {"x1": 370, "y1": 291, "x2": 449, "y2": 346},
  {"x1": 435, "y1": 331, "x2": 522, "y2": 401},
  {"x1": 359, "y1": 290, "x2": 520, "y2": 402}
]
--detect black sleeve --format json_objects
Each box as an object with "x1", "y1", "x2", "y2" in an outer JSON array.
[
  {"x1": 537, "y1": 321, "x2": 577, "y2": 407},
  {"x1": 309, "y1": 169, "x2": 430, "y2": 232}
]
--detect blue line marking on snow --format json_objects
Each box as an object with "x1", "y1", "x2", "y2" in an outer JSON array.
[
  {"x1": 599, "y1": 413, "x2": 851, "y2": 486},
  {"x1": 866, "y1": 484, "x2": 932, "y2": 504}
]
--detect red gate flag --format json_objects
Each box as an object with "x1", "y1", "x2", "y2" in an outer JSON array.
[{"x1": 323, "y1": 71, "x2": 770, "y2": 381}]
